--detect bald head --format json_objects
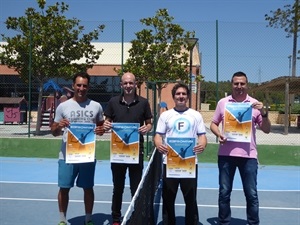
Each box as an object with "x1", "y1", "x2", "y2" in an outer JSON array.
[
  {"x1": 120, "y1": 72, "x2": 137, "y2": 96},
  {"x1": 121, "y1": 72, "x2": 136, "y2": 83}
]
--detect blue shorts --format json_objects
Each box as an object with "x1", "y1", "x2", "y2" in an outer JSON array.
[{"x1": 58, "y1": 159, "x2": 96, "y2": 189}]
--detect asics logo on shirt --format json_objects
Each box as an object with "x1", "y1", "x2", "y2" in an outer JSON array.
[{"x1": 70, "y1": 110, "x2": 94, "y2": 118}]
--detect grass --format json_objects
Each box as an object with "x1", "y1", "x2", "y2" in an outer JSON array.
[
  {"x1": 0, "y1": 138, "x2": 110, "y2": 159},
  {"x1": 0, "y1": 137, "x2": 299, "y2": 166}
]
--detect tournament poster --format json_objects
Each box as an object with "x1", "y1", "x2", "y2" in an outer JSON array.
[
  {"x1": 166, "y1": 137, "x2": 196, "y2": 178},
  {"x1": 110, "y1": 123, "x2": 140, "y2": 164},
  {"x1": 223, "y1": 102, "x2": 252, "y2": 143},
  {"x1": 66, "y1": 123, "x2": 96, "y2": 163}
]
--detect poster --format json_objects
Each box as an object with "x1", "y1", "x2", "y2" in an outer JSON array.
[
  {"x1": 110, "y1": 123, "x2": 140, "y2": 164},
  {"x1": 166, "y1": 137, "x2": 196, "y2": 178},
  {"x1": 66, "y1": 123, "x2": 96, "y2": 163},
  {"x1": 223, "y1": 102, "x2": 252, "y2": 143}
]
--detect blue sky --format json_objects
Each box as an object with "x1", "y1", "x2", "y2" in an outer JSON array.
[{"x1": 0, "y1": 0, "x2": 298, "y2": 82}]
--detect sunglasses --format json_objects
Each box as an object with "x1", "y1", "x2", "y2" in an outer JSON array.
[{"x1": 233, "y1": 82, "x2": 246, "y2": 86}]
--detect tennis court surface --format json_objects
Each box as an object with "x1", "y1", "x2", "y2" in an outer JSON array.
[{"x1": 1, "y1": 156, "x2": 299, "y2": 225}]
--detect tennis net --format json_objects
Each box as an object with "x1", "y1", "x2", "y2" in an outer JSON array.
[{"x1": 121, "y1": 148, "x2": 162, "y2": 225}]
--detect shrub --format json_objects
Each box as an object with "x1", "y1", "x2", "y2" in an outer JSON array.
[
  {"x1": 278, "y1": 103, "x2": 300, "y2": 114},
  {"x1": 207, "y1": 100, "x2": 216, "y2": 110}
]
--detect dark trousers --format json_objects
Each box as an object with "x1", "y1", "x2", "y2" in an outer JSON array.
[
  {"x1": 218, "y1": 156, "x2": 259, "y2": 225},
  {"x1": 111, "y1": 154, "x2": 143, "y2": 222},
  {"x1": 162, "y1": 164, "x2": 199, "y2": 225}
]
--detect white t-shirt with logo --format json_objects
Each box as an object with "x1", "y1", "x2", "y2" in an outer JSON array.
[
  {"x1": 54, "y1": 98, "x2": 104, "y2": 159},
  {"x1": 155, "y1": 108, "x2": 206, "y2": 164}
]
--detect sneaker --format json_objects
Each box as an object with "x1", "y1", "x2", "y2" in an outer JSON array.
[
  {"x1": 85, "y1": 221, "x2": 94, "y2": 225},
  {"x1": 58, "y1": 222, "x2": 67, "y2": 225}
]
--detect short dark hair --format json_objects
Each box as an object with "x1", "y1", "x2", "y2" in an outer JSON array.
[
  {"x1": 72, "y1": 71, "x2": 90, "y2": 84},
  {"x1": 171, "y1": 82, "x2": 190, "y2": 98},
  {"x1": 231, "y1": 71, "x2": 248, "y2": 83}
]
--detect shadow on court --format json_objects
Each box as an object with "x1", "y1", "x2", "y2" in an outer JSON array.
[
  {"x1": 206, "y1": 217, "x2": 247, "y2": 225},
  {"x1": 68, "y1": 213, "x2": 111, "y2": 225},
  {"x1": 157, "y1": 217, "x2": 204, "y2": 225},
  {"x1": 156, "y1": 216, "x2": 247, "y2": 225}
]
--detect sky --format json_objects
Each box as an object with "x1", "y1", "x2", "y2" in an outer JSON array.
[{"x1": 0, "y1": 0, "x2": 298, "y2": 82}]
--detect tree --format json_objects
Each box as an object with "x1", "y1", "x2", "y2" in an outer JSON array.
[
  {"x1": 0, "y1": 0, "x2": 105, "y2": 134},
  {"x1": 265, "y1": 0, "x2": 299, "y2": 77},
  {"x1": 119, "y1": 8, "x2": 196, "y2": 107}
]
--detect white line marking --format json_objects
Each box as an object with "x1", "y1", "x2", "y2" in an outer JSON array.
[
  {"x1": 1, "y1": 197, "x2": 299, "y2": 211},
  {"x1": 0, "y1": 181, "x2": 299, "y2": 192},
  {"x1": 0, "y1": 181, "x2": 115, "y2": 187}
]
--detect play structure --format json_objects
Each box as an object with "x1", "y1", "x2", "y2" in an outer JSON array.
[
  {"x1": 0, "y1": 97, "x2": 27, "y2": 124},
  {"x1": 40, "y1": 80, "x2": 73, "y2": 127}
]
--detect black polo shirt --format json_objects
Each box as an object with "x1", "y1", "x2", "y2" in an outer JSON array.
[{"x1": 104, "y1": 94, "x2": 152, "y2": 143}]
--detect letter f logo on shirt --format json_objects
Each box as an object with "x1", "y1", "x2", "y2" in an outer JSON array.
[
  {"x1": 178, "y1": 122, "x2": 184, "y2": 130},
  {"x1": 174, "y1": 118, "x2": 190, "y2": 135}
]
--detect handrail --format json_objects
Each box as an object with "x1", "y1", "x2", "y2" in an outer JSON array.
[{"x1": 49, "y1": 103, "x2": 54, "y2": 127}]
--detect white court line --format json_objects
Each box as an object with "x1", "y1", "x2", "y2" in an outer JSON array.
[
  {"x1": 1, "y1": 197, "x2": 299, "y2": 211},
  {"x1": 0, "y1": 197, "x2": 119, "y2": 204},
  {"x1": 0, "y1": 181, "x2": 114, "y2": 187},
  {"x1": 0, "y1": 181, "x2": 299, "y2": 192},
  {"x1": 196, "y1": 187, "x2": 300, "y2": 192}
]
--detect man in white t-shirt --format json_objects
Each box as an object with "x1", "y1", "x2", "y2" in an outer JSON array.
[
  {"x1": 154, "y1": 82, "x2": 207, "y2": 225},
  {"x1": 51, "y1": 72, "x2": 104, "y2": 225}
]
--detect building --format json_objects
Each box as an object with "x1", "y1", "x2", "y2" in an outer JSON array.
[{"x1": 0, "y1": 42, "x2": 201, "y2": 112}]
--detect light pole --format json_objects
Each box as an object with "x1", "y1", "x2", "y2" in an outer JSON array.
[
  {"x1": 186, "y1": 37, "x2": 198, "y2": 108},
  {"x1": 288, "y1": 55, "x2": 292, "y2": 76}
]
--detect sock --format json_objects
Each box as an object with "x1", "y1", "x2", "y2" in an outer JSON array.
[
  {"x1": 60, "y1": 212, "x2": 67, "y2": 223},
  {"x1": 85, "y1": 213, "x2": 92, "y2": 223}
]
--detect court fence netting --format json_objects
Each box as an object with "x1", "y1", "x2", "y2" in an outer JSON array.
[{"x1": 121, "y1": 148, "x2": 163, "y2": 225}]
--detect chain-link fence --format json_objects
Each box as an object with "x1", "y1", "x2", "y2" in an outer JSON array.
[{"x1": 0, "y1": 20, "x2": 299, "y2": 145}]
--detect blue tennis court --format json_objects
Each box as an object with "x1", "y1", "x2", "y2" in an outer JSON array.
[{"x1": 0, "y1": 157, "x2": 299, "y2": 225}]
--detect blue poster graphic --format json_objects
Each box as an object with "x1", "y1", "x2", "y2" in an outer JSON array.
[
  {"x1": 166, "y1": 137, "x2": 196, "y2": 178},
  {"x1": 66, "y1": 123, "x2": 96, "y2": 163},
  {"x1": 224, "y1": 102, "x2": 252, "y2": 143},
  {"x1": 110, "y1": 123, "x2": 140, "y2": 164},
  {"x1": 167, "y1": 137, "x2": 196, "y2": 159},
  {"x1": 68, "y1": 123, "x2": 96, "y2": 144}
]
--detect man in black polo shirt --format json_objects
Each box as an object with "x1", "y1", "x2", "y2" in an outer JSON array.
[{"x1": 103, "y1": 72, "x2": 153, "y2": 225}]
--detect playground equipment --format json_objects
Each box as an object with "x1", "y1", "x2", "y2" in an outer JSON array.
[
  {"x1": 40, "y1": 80, "x2": 73, "y2": 127},
  {"x1": 0, "y1": 97, "x2": 28, "y2": 124}
]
